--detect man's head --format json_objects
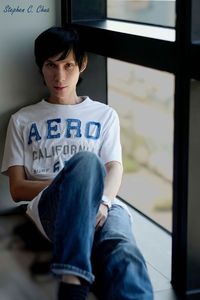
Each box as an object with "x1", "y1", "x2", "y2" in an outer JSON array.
[
  {"x1": 34, "y1": 26, "x2": 86, "y2": 73},
  {"x1": 34, "y1": 26, "x2": 87, "y2": 103}
]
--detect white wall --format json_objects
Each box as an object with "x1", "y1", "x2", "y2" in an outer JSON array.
[{"x1": 0, "y1": 0, "x2": 61, "y2": 210}]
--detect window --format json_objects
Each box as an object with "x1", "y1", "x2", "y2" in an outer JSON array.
[
  {"x1": 108, "y1": 59, "x2": 174, "y2": 231},
  {"x1": 107, "y1": 0, "x2": 176, "y2": 27}
]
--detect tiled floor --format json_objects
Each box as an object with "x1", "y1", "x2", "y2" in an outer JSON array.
[{"x1": 0, "y1": 206, "x2": 179, "y2": 300}]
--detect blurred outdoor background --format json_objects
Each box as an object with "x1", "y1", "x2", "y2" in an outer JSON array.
[{"x1": 107, "y1": 1, "x2": 175, "y2": 232}]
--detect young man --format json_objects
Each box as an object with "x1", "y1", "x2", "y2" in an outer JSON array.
[{"x1": 1, "y1": 26, "x2": 153, "y2": 300}]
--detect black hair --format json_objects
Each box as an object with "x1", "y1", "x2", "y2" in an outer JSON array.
[{"x1": 34, "y1": 26, "x2": 86, "y2": 72}]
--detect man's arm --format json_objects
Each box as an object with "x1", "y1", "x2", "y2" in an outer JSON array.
[
  {"x1": 103, "y1": 160, "x2": 123, "y2": 203},
  {"x1": 95, "y1": 160, "x2": 123, "y2": 229},
  {"x1": 8, "y1": 166, "x2": 52, "y2": 202}
]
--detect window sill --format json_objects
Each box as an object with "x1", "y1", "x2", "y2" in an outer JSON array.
[
  {"x1": 74, "y1": 19, "x2": 175, "y2": 42},
  {"x1": 71, "y1": 20, "x2": 176, "y2": 73}
]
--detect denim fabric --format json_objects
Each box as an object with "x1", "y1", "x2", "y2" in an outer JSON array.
[
  {"x1": 38, "y1": 151, "x2": 153, "y2": 299},
  {"x1": 92, "y1": 205, "x2": 153, "y2": 300}
]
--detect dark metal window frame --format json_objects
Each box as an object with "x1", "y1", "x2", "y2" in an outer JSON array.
[{"x1": 61, "y1": 0, "x2": 200, "y2": 298}]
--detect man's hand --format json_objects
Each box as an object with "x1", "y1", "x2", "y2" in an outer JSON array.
[{"x1": 95, "y1": 203, "x2": 109, "y2": 230}]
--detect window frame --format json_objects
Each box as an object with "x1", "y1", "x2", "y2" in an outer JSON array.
[{"x1": 61, "y1": 0, "x2": 200, "y2": 298}]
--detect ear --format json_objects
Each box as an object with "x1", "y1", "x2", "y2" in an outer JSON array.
[{"x1": 80, "y1": 55, "x2": 88, "y2": 73}]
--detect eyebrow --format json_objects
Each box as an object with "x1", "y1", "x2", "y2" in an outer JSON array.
[{"x1": 45, "y1": 58, "x2": 76, "y2": 64}]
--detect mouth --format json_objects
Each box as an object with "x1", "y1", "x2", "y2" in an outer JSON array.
[{"x1": 54, "y1": 86, "x2": 67, "y2": 91}]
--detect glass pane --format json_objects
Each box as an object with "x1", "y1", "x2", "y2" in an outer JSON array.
[
  {"x1": 107, "y1": 0, "x2": 176, "y2": 28},
  {"x1": 108, "y1": 58, "x2": 174, "y2": 231}
]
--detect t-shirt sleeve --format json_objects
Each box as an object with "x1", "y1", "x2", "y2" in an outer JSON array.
[
  {"x1": 99, "y1": 109, "x2": 122, "y2": 165},
  {"x1": 1, "y1": 115, "x2": 24, "y2": 175}
]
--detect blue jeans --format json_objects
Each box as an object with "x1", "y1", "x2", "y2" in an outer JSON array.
[{"x1": 38, "y1": 151, "x2": 153, "y2": 300}]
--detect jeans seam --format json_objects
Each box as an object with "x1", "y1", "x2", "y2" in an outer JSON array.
[{"x1": 51, "y1": 263, "x2": 95, "y2": 284}]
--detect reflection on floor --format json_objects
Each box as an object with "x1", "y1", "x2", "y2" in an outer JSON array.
[
  {"x1": 0, "y1": 207, "x2": 178, "y2": 300},
  {"x1": 129, "y1": 207, "x2": 178, "y2": 300}
]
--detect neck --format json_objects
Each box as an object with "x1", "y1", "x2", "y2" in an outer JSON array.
[{"x1": 47, "y1": 95, "x2": 83, "y2": 105}]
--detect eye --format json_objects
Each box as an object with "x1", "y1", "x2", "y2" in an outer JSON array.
[
  {"x1": 65, "y1": 63, "x2": 75, "y2": 70},
  {"x1": 45, "y1": 62, "x2": 56, "y2": 68}
]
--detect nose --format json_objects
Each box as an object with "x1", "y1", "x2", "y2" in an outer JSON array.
[{"x1": 54, "y1": 67, "x2": 66, "y2": 83}]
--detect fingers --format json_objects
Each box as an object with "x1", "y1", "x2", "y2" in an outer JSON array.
[
  {"x1": 95, "y1": 204, "x2": 108, "y2": 230},
  {"x1": 96, "y1": 214, "x2": 106, "y2": 228},
  {"x1": 95, "y1": 211, "x2": 101, "y2": 227}
]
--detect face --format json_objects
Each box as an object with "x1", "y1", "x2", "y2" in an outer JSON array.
[{"x1": 42, "y1": 50, "x2": 83, "y2": 104}]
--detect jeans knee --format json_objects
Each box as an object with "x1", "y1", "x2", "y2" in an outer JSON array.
[
  {"x1": 64, "y1": 151, "x2": 106, "y2": 177},
  {"x1": 55, "y1": 151, "x2": 105, "y2": 208},
  {"x1": 74, "y1": 151, "x2": 103, "y2": 166}
]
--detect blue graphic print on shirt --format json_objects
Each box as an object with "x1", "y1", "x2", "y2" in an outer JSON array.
[
  {"x1": 28, "y1": 118, "x2": 101, "y2": 144},
  {"x1": 28, "y1": 118, "x2": 102, "y2": 174}
]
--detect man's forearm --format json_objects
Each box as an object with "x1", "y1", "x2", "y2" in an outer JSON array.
[
  {"x1": 103, "y1": 161, "x2": 123, "y2": 204},
  {"x1": 10, "y1": 179, "x2": 52, "y2": 202}
]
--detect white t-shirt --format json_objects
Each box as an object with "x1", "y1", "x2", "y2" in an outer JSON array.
[{"x1": 1, "y1": 97, "x2": 129, "y2": 238}]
